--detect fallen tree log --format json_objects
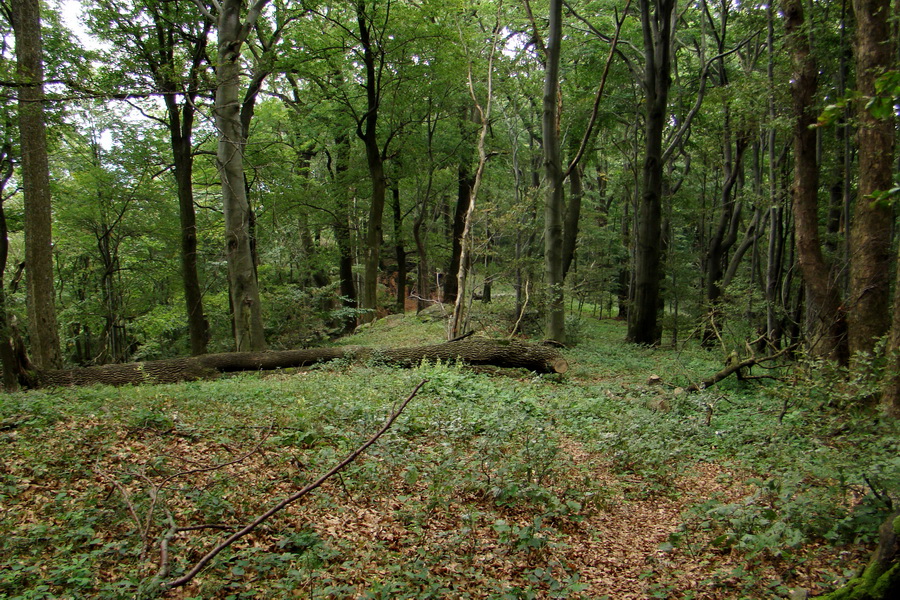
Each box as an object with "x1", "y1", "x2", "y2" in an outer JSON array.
[
  {"x1": 32, "y1": 339, "x2": 568, "y2": 388},
  {"x1": 685, "y1": 345, "x2": 795, "y2": 392}
]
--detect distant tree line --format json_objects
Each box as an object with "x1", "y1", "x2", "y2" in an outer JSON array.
[{"x1": 0, "y1": 0, "x2": 897, "y2": 413}]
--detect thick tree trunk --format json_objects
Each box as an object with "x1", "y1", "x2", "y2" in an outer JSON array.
[
  {"x1": 215, "y1": 0, "x2": 268, "y2": 351},
  {"x1": 12, "y1": 0, "x2": 63, "y2": 370},
  {"x1": 627, "y1": 0, "x2": 675, "y2": 345},
  {"x1": 848, "y1": 0, "x2": 895, "y2": 357},
  {"x1": 543, "y1": 0, "x2": 566, "y2": 344},
  {"x1": 822, "y1": 511, "x2": 899, "y2": 599},
  {"x1": 31, "y1": 339, "x2": 568, "y2": 388},
  {"x1": 782, "y1": 0, "x2": 847, "y2": 363}
]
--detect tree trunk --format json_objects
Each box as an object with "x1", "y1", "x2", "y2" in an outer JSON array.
[
  {"x1": 357, "y1": 0, "x2": 387, "y2": 323},
  {"x1": 848, "y1": 0, "x2": 895, "y2": 357},
  {"x1": 444, "y1": 161, "x2": 474, "y2": 304},
  {"x1": 543, "y1": 0, "x2": 566, "y2": 344},
  {"x1": 32, "y1": 339, "x2": 568, "y2": 388},
  {"x1": 392, "y1": 187, "x2": 406, "y2": 313},
  {"x1": 627, "y1": 0, "x2": 675, "y2": 345},
  {"x1": 12, "y1": 0, "x2": 63, "y2": 370},
  {"x1": 821, "y1": 511, "x2": 899, "y2": 599},
  {"x1": 170, "y1": 112, "x2": 209, "y2": 356},
  {"x1": 0, "y1": 139, "x2": 19, "y2": 390},
  {"x1": 215, "y1": 0, "x2": 268, "y2": 351},
  {"x1": 330, "y1": 132, "x2": 357, "y2": 331},
  {"x1": 562, "y1": 161, "x2": 583, "y2": 280},
  {"x1": 782, "y1": 0, "x2": 847, "y2": 363}
]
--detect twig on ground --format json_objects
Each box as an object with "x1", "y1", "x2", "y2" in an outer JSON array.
[{"x1": 164, "y1": 379, "x2": 428, "y2": 590}]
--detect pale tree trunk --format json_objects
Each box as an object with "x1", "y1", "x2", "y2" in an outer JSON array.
[
  {"x1": 627, "y1": 0, "x2": 676, "y2": 345},
  {"x1": 214, "y1": 0, "x2": 269, "y2": 351},
  {"x1": 782, "y1": 0, "x2": 847, "y2": 363},
  {"x1": 12, "y1": 0, "x2": 62, "y2": 370},
  {"x1": 448, "y1": 16, "x2": 499, "y2": 339},
  {"x1": 543, "y1": 0, "x2": 566, "y2": 344},
  {"x1": 848, "y1": 0, "x2": 894, "y2": 357},
  {"x1": 444, "y1": 160, "x2": 474, "y2": 304}
]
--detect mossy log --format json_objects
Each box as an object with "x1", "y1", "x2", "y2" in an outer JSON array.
[
  {"x1": 32, "y1": 339, "x2": 568, "y2": 388},
  {"x1": 821, "y1": 511, "x2": 899, "y2": 600}
]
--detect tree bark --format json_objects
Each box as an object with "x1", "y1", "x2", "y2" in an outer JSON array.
[
  {"x1": 543, "y1": 0, "x2": 566, "y2": 345},
  {"x1": 848, "y1": 0, "x2": 895, "y2": 357},
  {"x1": 627, "y1": 0, "x2": 675, "y2": 345},
  {"x1": 392, "y1": 186, "x2": 406, "y2": 313},
  {"x1": 32, "y1": 339, "x2": 568, "y2": 388},
  {"x1": 444, "y1": 161, "x2": 474, "y2": 304},
  {"x1": 0, "y1": 137, "x2": 19, "y2": 390},
  {"x1": 12, "y1": 0, "x2": 63, "y2": 370},
  {"x1": 215, "y1": 0, "x2": 268, "y2": 351},
  {"x1": 357, "y1": 0, "x2": 387, "y2": 323},
  {"x1": 782, "y1": 0, "x2": 847, "y2": 363},
  {"x1": 821, "y1": 511, "x2": 899, "y2": 599}
]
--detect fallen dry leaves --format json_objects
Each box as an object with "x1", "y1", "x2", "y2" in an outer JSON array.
[{"x1": 1, "y1": 414, "x2": 868, "y2": 599}]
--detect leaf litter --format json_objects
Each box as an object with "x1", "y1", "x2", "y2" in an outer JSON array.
[{"x1": 0, "y1": 407, "x2": 868, "y2": 599}]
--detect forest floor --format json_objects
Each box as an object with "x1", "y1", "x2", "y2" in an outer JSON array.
[{"x1": 0, "y1": 304, "x2": 896, "y2": 599}]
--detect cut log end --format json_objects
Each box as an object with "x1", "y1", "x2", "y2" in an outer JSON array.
[{"x1": 550, "y1": 358, "x2": 569, "y2": 374}]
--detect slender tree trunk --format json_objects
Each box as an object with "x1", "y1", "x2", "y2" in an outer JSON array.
[
  {"x1": 167, "y1": 101, "x2": 209, "y2": 355},
  {"x1": 782, "y1": 0, "x2": 847, "y2": 362},
  {"x1": 561, "y1": 161, "x2": 583, "y2": 280},
  {"x1": 0, "y1": 140, "x2": 19, "y2": 390},
  {"x1": 543, "y1": 0, "x2": 566, "y2": 344},
  {"x1": 12, "y1": 0, "x2": 62, "y2": 370},
  {"x1": 449, "y1": 16, "x2": 499, "y2": 339},
  {"x1": 391, "y1": 187, "x2": 407, "y2": 313},
  {"x1": 444, "y1": 161, "x2": 474, "y2": 304},
  {"x1": 215, "y1": 0, "x2": 268, "y2": 351},
  {"x1": 357, "y1": 0, "x2": 387, "y2": 323},
  {"x1": 330, "y1": 132, "x2": 357, "y2": 330},
  {"x1": 848, "y1": 0, "x2": 894, "y2": 357},
  {"x1": 627, "y1": 0, "x2": 675, "y2": 345}
]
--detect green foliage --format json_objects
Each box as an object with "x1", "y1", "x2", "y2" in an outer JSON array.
[{"x1": 2, "y1": 309, "x2": 898, "y2": 598}]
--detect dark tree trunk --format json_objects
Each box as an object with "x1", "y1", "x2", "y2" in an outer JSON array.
[
  {"x1": 12, "y1": 0, "x2": 63, "y2": 370},
  {"x1": 848, "y1": 0, "x2": 894, "y2": 357},
  {"x1": 561, "y1": 162, "x2": 583, "y2": 280},
  {"x1": 782, "y1": 0, "x2": 847, "y2": 363},
  {"x1": 0, "y1": 138, "x2": 19, "y2": 390},
  {"x1": 167, "y1": 100, "x2": 209, "y2": 356},
  {"x1": 357, "y1": 1, "x2": 387, "y2": 323},
  {"x1": 444, "y1": 162, "x2": 474, "y2": 304},
  {"x1": 392, "y1": 187, "x2": 406, "y2": 313},
  {"x1": 330, "y1": 132, "x2": 357, "y2": 331},
  {"x1": 627, "y1": 0, "x2": 676, "y2": 345}
]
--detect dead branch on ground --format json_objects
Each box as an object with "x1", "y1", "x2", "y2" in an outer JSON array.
[{"x1": 161, "y1": 379, "x2": 427, "y2": 590}]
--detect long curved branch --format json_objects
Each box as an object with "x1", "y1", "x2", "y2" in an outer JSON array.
[{"x1": 164, "y1": 379, "x2": 428, "y2": 589}]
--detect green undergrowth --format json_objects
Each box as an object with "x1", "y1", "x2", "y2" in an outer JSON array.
[{"x1": 0, "y1": 312, "x2": 897, "y2": 599}]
